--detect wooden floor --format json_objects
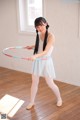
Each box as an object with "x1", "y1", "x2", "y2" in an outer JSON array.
[{"x1": 0, "y1": 67, "x2": 80, "y2": 120}]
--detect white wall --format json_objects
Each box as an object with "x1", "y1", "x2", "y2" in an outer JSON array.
[
  {"x1": 0, "y1": 0, "x2": 35, "y2": 73},
  {"x1": 0, "y1": 0, "x2": 80, "y2": 86},
  {"x1": 45, "y1": 0, "x2": 80, "y2": 86}
]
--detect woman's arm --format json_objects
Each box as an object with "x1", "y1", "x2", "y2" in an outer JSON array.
[
  {"x1": 27, "y1": 33, "x2": 55, "y2": 61},
  {"x1": 25, "y1": 45, "x2": 35, "y2": 50}
]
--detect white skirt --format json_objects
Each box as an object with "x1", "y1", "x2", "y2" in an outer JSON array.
[{"x1": 32, "y1": 56, "x2": 56, "y2": 79}]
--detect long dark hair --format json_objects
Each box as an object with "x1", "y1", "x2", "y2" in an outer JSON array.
[{"x1": 34, "y1": 17, "x2": 49, "y2": 54}]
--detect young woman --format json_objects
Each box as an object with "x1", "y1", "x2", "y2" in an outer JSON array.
[{"x1": 26, "y1": 17, "x2": 62, "y2": 110}]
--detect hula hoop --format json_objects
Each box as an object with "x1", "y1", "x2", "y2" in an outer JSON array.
[{"x1": 2, "y1": 46, "x2": 47, "y2": 60}]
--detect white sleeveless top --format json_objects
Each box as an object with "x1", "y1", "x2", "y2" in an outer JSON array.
[{"x1": 38, "y1": 39, "x2": 54, "y2": 58}]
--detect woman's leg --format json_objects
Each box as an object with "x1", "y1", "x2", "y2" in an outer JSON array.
[
  {"x1": 45, "y1": 77, "x2": 62, "y2": 106},
  {"x1": 26, "y1": 74, "x2": 40, "y2": 110}
]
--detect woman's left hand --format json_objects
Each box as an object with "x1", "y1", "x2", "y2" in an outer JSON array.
[{"x1": 27, "y1": 55, "x2": 37, "y2": 61}]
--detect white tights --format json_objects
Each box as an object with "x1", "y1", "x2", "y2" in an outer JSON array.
[{"x1": 30, "y1": 74, "x2": 62, "y2": 104}]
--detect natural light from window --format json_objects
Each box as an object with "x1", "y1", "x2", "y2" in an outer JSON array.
[
  {"x1": 27, "y1": 0, "x2": 43, "y2": 26},
  {"x1": 18, "y1": 0, "x2": 43, "y2": 32}
]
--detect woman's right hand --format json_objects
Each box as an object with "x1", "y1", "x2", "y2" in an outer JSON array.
[{"x1": 25, "y1": 46, "x2": 34, "y2": 50}]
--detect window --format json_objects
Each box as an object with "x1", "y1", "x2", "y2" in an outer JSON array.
[
  {"x1": 27, "y1": 0, "x2": 43, "y2": 26},
  {"x1": 17, "y1": 0, "x2": 44, "y2": 33}
]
